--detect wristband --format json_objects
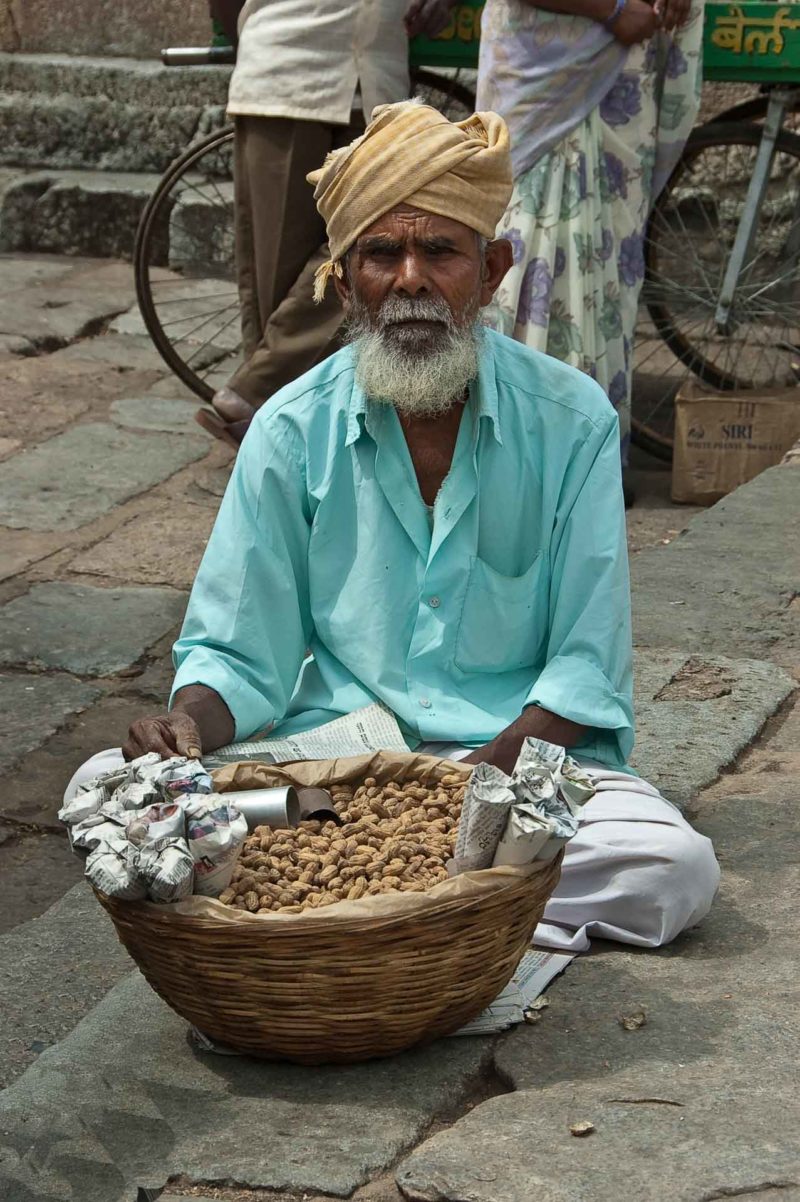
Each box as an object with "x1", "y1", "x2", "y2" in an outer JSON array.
[{"x1": 603, "y1": 0, "x2": 626, "y2": 29}]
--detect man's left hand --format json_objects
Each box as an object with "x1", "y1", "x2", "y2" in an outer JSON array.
[
  {"x1": 462, "y1": 735, "x2": 521, "y2": 777},
  {"x1": 404, "y1": 0, "x2": 454, "y2": 38},
  {"x1": 462, "y1": 706, "x2": 588, "y2": 776}
]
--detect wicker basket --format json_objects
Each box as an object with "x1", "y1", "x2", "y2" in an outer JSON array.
[{"x1": 95, "y1": 753, "x2": 563, "y2": 1063}]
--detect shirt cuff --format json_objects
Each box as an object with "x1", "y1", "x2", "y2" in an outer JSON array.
[
  {"x1": 524, "y1": 655, "x2": 633, "y2": 748},
  {"x1": 170, "y1": 648, "x2": 273, "y2": 742}
]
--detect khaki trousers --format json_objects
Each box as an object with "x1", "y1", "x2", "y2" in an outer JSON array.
[{"x1": 228, "y1": 113, "x2": 365, "y2": 408}]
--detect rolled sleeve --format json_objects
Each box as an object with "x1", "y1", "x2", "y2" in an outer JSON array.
[
  {"x1": 170, "y1": 412, "x2": 312, "y2": 741},
  {"x1": 171, "y1": 646, "x2": 277, "y2": 743},
  {"x1": 525, "y1": 655, "x2": 631, "y2": 732},
  {"x1": 529, "y1": 407, "x2": 634, "y2": 767}
]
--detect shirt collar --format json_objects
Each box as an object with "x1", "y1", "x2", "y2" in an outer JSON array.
[{"x1": 344, "y1": 328, "x2": 502, "y2": 447}]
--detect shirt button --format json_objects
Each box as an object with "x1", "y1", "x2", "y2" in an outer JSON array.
[
  {"x1": 428, "y1": 596, "x2": 441, "y2": 609},
  {"x1": 419, "y1": 697, "x2": 432, "y2": 709}
]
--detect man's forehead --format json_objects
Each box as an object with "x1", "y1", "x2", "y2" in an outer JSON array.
[{"x1": 358, "y1": 205, "x2": 475, "y2": 243}]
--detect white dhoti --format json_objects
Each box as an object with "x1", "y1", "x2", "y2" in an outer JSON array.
[{"x1": 64, "y1": 748, "x2": 719, "y2": 953}]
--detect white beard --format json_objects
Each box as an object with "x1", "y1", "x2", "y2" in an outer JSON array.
[{"x1": 346, "y1": 294, "x2": 483, "y2": 418}]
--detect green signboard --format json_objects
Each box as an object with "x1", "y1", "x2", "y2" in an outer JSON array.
[
  {"x1": 409, "y1": 0, "x2": 800, "y2": 83},
  {"x1": 703, "y1": 1, "x2": 800, "y2": 82},
  {"x1": 409, "y1": 0, "x2": 483, "y2": 68}
]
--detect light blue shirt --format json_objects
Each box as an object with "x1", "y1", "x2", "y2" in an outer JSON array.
[{"x1": 172, "y1": 328, "x2": 634, "y2": 767}]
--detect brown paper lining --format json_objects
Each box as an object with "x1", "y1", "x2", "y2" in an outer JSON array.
[{"x1": 153, "y1": 752, "x2": 549, "y2": 927}]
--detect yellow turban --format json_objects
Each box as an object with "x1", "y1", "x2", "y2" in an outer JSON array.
[{"x1": 306, "y1": 100, "x2": 512, "y2": 302}]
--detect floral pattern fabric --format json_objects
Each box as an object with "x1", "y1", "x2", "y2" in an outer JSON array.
[{"x1": 478, "y1": 2, "x2": 703, "y2": 458}]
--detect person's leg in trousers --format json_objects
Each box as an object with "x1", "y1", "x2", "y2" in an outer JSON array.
[
  {"x1": 233, "y1": 116, "x2": 264, "y2": 367},
  {"x1": 227, "y1": 115, "x2": 362, "y2": 407}
]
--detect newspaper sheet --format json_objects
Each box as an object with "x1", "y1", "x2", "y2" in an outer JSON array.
[
  {"x1": 205, "y1": 704, "x2": 409, "y2": 766},
  {"x1": 449, "y1": 948, "x2": 575, "y2": 1036}
]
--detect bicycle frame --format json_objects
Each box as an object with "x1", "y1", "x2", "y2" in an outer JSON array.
[{"x1": 715, "y1": 86, "x2": 800, "y2": 332}]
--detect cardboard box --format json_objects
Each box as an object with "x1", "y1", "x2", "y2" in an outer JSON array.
[{"x1": 672, "y1": 382, "x2": 800, "y2": 505}]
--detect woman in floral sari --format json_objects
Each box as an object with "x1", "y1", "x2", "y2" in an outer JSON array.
[{"x1": 477, "y1": 0, "x2": 703, "y2": 468}]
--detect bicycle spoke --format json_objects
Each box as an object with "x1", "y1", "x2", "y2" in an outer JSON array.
[
  {"x1": 158, "y1": 298, "x2": 240, "y2": 328},
  {"x1": 183, "y1": 307, "x2": 243, "y2": 368},
  {"x1": 162, "y1": 300, "x2": 240, "y2": 342},
  {"x1": 176, "y1": 171, "x2": 233, "y2": 210},
  {"x1": 153, "y1": 289, "x2": 239, "y2": 306}
]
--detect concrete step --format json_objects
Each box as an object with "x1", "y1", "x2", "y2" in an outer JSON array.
[
  {"x1": 0, "y1": 163, "x2": 234, "y2": 264},
  {"x1": 0, "y1": 52, "x2": 230, "y2": 172},
  {"x1": 0, "y1": 169, "x2": 163, "y2": 258}
]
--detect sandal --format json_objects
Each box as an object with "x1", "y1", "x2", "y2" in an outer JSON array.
[{"x1": 195, "y1": 407, "x2": 252, "y2": 448}]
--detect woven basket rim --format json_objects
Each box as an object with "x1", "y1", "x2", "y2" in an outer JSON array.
[{"x1": 95, "y1": 858, "x2": 550, "y2": 936}]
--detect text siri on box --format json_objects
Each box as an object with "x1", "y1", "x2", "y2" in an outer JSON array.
[{"x1": 672, "y1": 382, "x2": 800, "y2": 505}]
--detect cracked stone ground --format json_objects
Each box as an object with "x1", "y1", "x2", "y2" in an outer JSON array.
[{"x1": 1, "y1": 252, "x2": 798, "y2": 1202}]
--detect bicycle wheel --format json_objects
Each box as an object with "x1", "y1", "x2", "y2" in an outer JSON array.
[
  {"x1": 631, "y1": 120, "x2": 800, "y2": 460},
  {"x1": 135, "y1": 73, "x2": 477, "y2": 401},
  {"x1": 135, "y1": 125, "x2": 238, "y2": 403}
]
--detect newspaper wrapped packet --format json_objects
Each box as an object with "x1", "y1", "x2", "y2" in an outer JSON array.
[
  {"x1": 59, "y1": 754, "x2": 246, "y2": 903},
  {"x1": 449, "y1": 738, "x2": 595, "y2": 875}
]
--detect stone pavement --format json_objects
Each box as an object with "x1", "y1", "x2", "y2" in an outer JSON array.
[
  {"x1": 0, "y1": 252, "x2": 798, "y2": 1201},
  {"x1": 0, "y1": 252, "x2": 230, "y2": 934}
]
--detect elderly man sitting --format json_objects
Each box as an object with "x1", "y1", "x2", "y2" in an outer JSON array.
[{"x1": 67, "y1": 102, "x2": 718, "y2": 952}]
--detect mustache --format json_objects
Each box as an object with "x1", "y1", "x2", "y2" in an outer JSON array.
[
  {"x1": 374, "y1": 294, "x2": 457, "y2": 332},
  {"x1": 345, "y1": 293, "x2": 460, "y2": 341}
]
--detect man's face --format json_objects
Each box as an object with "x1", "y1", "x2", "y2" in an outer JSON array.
[
  {"x1": 336, "y1": 205, "x2": 513, "y2": 343},
  {"x1": 333, "y1": 206, "x2": 513, "y2": 416}
]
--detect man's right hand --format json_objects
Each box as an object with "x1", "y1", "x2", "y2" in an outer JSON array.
[
  {"x1": 122, "y1": 711, "x2": 203, "y2": 762},
  {"x1": 611, "y1": 0, "x2": 661, "y2": 44}
]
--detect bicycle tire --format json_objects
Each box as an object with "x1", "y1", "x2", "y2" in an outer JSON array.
[
  {"x1": 631, "y1": 119, "x2": 800, "y2": 461},
  {"x1": 134, "y1": 124, "x2": 236, "y2": 403},
  {"x1": 708, "y1": 95, "x2": 770, "y2": 125}
]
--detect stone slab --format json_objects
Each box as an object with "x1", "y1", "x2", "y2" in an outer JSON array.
[
  {"x1": 632, "y1": 466, "x2": 800, "y2": 664},
  {"x1": 0, "y1": 258, "x2": 135, "y2": 348},
  {"x1": 109, "y1": 396, "x2": 206, "y2": 435},
  {"x1": 0, "y1": 673, "x2": 99, "y2": 773},
  {"x1": 184, "y1": 463, "x2": 233, "y2": 503},
  {"x1": 398, "y1": 1086, "x2": 800, "y2": 1202},
  {"x1": 0, "y1": 93, "x2": 223, "y2": 174},
  {"x1": 67, "y1": 504, "x2": 216, "y2": 590},
  {"x1": 0, "y1": 581, "x2": 186, "y2": 675},
  {"x1": 0, "y1": 528, "x2": 66, "y2": 585},
  {"x1": 0, "y1": 422, "x2": 208, "y2": 530},
  {"x1": 0, "y1": 331, "x2": 33, "y2": 354},
  {"x1": 0, "y1": 348, "x2": 163, "y2": 443},
  {"x1": 0, "y1": 883, "x2": 131, "y2": 1089},
  {"x1": 397, "y1": 787, "x2": 800, "y2": 1202},
  {"x1": 122, "y1": 649, "x2": 176, "y2": 705},
  {"x1": 0, "y1": 251, "x2": 98, "y2": 288},
  {"x1": 8, "y1": 5, "x2": 218, "y2": 61},
  {"x1": 0, "y1": 829, "x2": 82, "y2": 936},
  {"x1": 0, "y1": 971, "x2": 493, "y2": 1201},
  {"x1": 0, "y1": 54, "x2": 231, "y2": 107},
  {"x1": 0, "y1": 692, "x2": 161, "y2": 827},
  {"x1": 0, "y1": 169, "x2": 163, "y2": 258},
  {"x1": 52, "y1": 331, "x2": 167, "y2": 372},
  {"x1": 630, "y1": 649, "x2": 796, "y2": 805}
]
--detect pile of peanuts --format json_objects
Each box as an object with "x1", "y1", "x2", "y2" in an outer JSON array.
[{"x1": 219, "y1": 773, "x2": 466, "y2": 914}]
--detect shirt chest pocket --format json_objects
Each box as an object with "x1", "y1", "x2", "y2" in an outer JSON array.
[{"x1": 454, "y1": 552, "x2": 548, "y2": 675}]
